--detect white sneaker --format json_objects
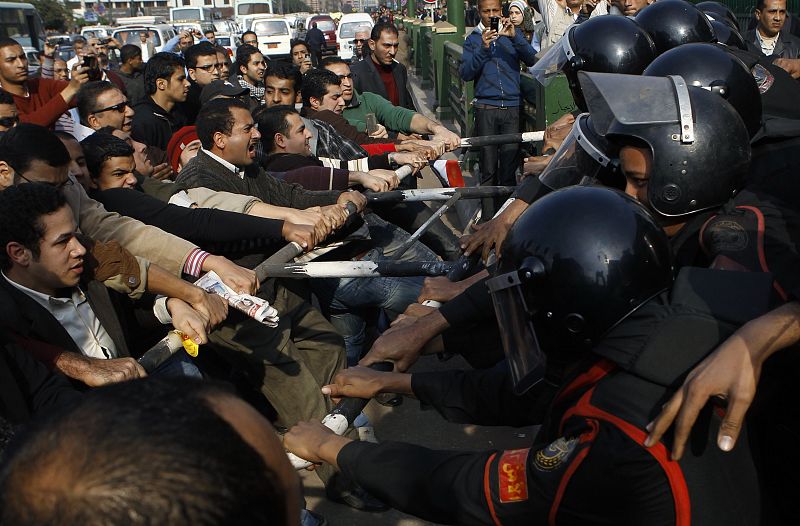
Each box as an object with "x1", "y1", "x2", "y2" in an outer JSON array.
[{"x1": 357, "y1": 425, "x2": 379, "y2": 443}]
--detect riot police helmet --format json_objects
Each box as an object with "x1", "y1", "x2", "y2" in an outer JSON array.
[
  {"x1": 709, "y1": 19, "x2": 748, "y2": 50},
  {"x1": 643, "y1": 43, "x2": 762, "y2": 137},
  {"x1": 696, "y1": 1, "x2": 740, "y2": 30},
  {"x1": 538, "y1": 113, "x2": 624, "y2": 191},
  {"x1": 487, "y1": 186, "x2": 673, "y2": 393},
  {"x1": 580, "y1": 71, "x2": 751, "y2": 218},
  {"x1": 635, "y1": 0, "x2": 716, "y2": 55},
  {"x1": 532, "y1": 15, "x2": 657, "y2": 111}
]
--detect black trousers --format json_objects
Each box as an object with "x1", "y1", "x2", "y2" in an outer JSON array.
[
  {"x1": 310, "y1": 46, "x2": 322, "y2": 66},
  {"x1": 475, "y1": 105, "x2": 520, "y2": 218}
]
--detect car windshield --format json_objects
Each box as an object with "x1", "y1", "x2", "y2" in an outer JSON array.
[
  {"x1": 238, "y1": 4, "x2": 272, "y2": 15},
  {"x1": 253, "y1": 20, "x2": 288, "y2": 36},
  {"x1": 314, "y1": 20, "x2": 336, "y2": 31},
  {"x1": 340, "y1": 22, "x2": 370, "y2": 38},
  {"x1": 113, "y1": 29, "x2": 162, "y2": 47},
  {"x1": 216, "y1": 36, "x2": 231, "y2": 45}
]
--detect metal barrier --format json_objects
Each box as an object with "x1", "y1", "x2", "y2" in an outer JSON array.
[
  {"x1": 421, "y1": 24, "x2": 435, "y2": 89},
  {"x1": 445, "y1": 41, "x2": 474, "y2": 136}
]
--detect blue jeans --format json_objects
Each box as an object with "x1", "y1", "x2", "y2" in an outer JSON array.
[
  {"x1": 312, "y1": 212, "x2": 438, "y2": 365},
  {"x1": 150, "y1": 351, "x2": 202, "y2": 378}
]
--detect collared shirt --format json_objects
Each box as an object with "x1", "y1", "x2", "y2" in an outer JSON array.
[
  {"x1": 201, "y1": 148, "x2": 244, "y2": 178},
  {"x1": 2, "y1": 272, "x2": 118, "y2": 359},
  {"x1": 756, "y1": 30, "x2": 780, "y2": 56}
]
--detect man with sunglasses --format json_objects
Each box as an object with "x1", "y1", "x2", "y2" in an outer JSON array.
[
  {"x1": 76, "y1": 81, "x2": 134, "y2": 135},
  {"x1": 351, "y1": 29, "x2": 371, "y2": 62},
  {"x1": 0, "y1": 90, "x2": 19, "y2": 132}
]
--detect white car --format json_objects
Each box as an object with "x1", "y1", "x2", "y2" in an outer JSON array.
[
  {"x1": 251, "y1": 16, "x2": 292, "y2": 60},
  {"x1": 215, "y1": 33, "x2": 241, "y2": 58},
  {"x1": 337, "y1": 13, "x2": 373, "y2": 61},
  {"x1": 112, "y1": 24, "x2": 177, "y2": 54}
]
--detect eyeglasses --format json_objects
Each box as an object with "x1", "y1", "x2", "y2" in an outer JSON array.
[
  {"x1": 93, "y1": 101, "x2": 128, "y2": 114},
  {"x1": 16, "y1": 173, "x2": 74, "y2": 189},
  {"x1": 0, "y1": 115, "x2": 19, "y2": 127},
  {"x1": 195, "y1": 62, "x2": 223, "y2": 72},
  {"x1": 336, "y1": 73, "x2": 353, "y2": 80},
  {"x1": 353, "y1": 39, "x2": 368, "y2": 43}
]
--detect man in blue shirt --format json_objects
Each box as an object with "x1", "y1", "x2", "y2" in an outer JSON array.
[{"x1": 460, "y1": 0, "x2": 536, "y2": 215}]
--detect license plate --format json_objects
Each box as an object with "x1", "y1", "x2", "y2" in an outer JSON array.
[{"x1": 267, "y1": 43, "x2": 278, "y2": 49}]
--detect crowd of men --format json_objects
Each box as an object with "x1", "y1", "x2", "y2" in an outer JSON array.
[{"x1": 0, "y1": 0, "x2": 799, "y2": 524}]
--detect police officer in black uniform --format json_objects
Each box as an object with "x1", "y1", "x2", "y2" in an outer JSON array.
[{"x1": 285, "y1": 184, "x2": 770, "y2": 525}]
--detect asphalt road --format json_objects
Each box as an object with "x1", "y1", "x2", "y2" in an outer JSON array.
[{"x1": 301, "y1": 354, "x2": 537, "y2": 525}]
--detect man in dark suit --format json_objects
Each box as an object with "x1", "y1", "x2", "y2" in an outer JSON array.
[
  {"x1": 350, "y1": 23, "x2": 415, "y2": 110},
  {"x1": 0, "y1": 184, "x2": 211, "y2": 387},
  {"x1": 305, "y1": 22, "x2": 325, "y2": 67}
]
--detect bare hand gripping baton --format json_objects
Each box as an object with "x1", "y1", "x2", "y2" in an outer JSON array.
[{"x1": 287, "y1": 361, "x2": 394, "y2": 470}]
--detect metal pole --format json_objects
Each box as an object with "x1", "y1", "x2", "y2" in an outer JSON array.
[
  {"x1": 448, "y1": 0, "x2": 465, "y2": 33},
  {"x1": 255, "y1": 260, "x2": 453, "y2": 278}
]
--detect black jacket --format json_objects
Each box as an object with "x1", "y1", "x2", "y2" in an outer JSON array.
[
  {"x1": 131, "y1": 97, "x2": 187, "y2": 150},
  {"x1": 305, "y1": 27, "x2": 325, "y2": 49},
  {"x1": 0, "y1": 334, "x2": 80, "y2": 425},
  {"x1": 0, "y1": 275, "x2": 164, "y2": 370},
  {"x1": 92, "y1": 187, "x2": 286, "y2": 259},
  {"x1": 116, "y1": 69, "x2": 146, "y2": 106},
  {"x1": 337, "y1": 268, "x2": 769, "y2": 525},
  {"x1": 744, "y1": 29, "x2": 800, "y2": 59},
  {"x1": 350, "y1": 57, "x2": 415, "y2": 111}
]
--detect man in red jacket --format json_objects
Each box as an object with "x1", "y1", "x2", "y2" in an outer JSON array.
[{"x1": 0, "y1": 37, "x2": 88, "y2": 129}]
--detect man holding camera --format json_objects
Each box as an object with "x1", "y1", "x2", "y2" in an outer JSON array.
[
  {"x1": 459, "y1": 0, "x2": 536, "y2": 215},
  {"x1": 0, "y1": 38, "x2": 88, "y2": 129}
]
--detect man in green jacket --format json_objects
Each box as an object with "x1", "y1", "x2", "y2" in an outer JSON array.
[{"x1": 321, "y1": 57, "x2": 460, "y2": 148}]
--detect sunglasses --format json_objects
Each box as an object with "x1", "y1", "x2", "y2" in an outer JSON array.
[
  {"x1": 0, "y1": 115, "x2": 19, "y2": 128},
  {"x1": 93, "y1": 101, "x2": 128, "y2": 114},
  {"x1": 336, "y1": 73, "x2": 354, "y2": 80},
  {"x1": 195, "y1": 62, "x2": 223, "y2": 72}
]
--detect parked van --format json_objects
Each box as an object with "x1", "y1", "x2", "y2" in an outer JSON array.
[
  {"x1": 251, "y1": 16, "x2": 292, "y2": 60},
  {"x1": 173, "y1": 20, "x2": 216, "y2": 37},
  {"x1": 111, "y1": 24, "x2": 177, "y2": 54},
  {"x1": 336, "y1": 13, "x2": 373, "y2": 61},
  {"x1": 80, "y1": 26, "x2": 113, "y2": 39}
]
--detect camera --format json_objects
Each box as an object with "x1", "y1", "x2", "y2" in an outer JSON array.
[{"x1": 490, "y1": 16, "x2": 500, "y2": 32}]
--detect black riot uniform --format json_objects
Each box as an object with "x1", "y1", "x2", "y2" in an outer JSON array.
[{"x1": 335, "y1": 187, "x2": 771, "y2": 526}]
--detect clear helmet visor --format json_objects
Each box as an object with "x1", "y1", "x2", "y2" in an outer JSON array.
[
  {"x1": 487, "y1": 269, "x2": 547, "y2": 394},
  {"x1": 539, "y1": 114, "x2": 620, "y2": 191},
  {"x1": 531, "y1": 29, "x2": 575, "y2": 86}
]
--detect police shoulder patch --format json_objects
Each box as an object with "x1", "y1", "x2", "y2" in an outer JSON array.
[
  {"x1": 533, "y1": 436, "x2": 578, "y2": 472},
  {"x1": 497, "y1": 449, "x2": 530, "y2": 503}
]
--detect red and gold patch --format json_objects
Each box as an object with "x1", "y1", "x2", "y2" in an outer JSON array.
[{"x1": 497, "y1": 449, "x2": 530, "y2": 503}]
